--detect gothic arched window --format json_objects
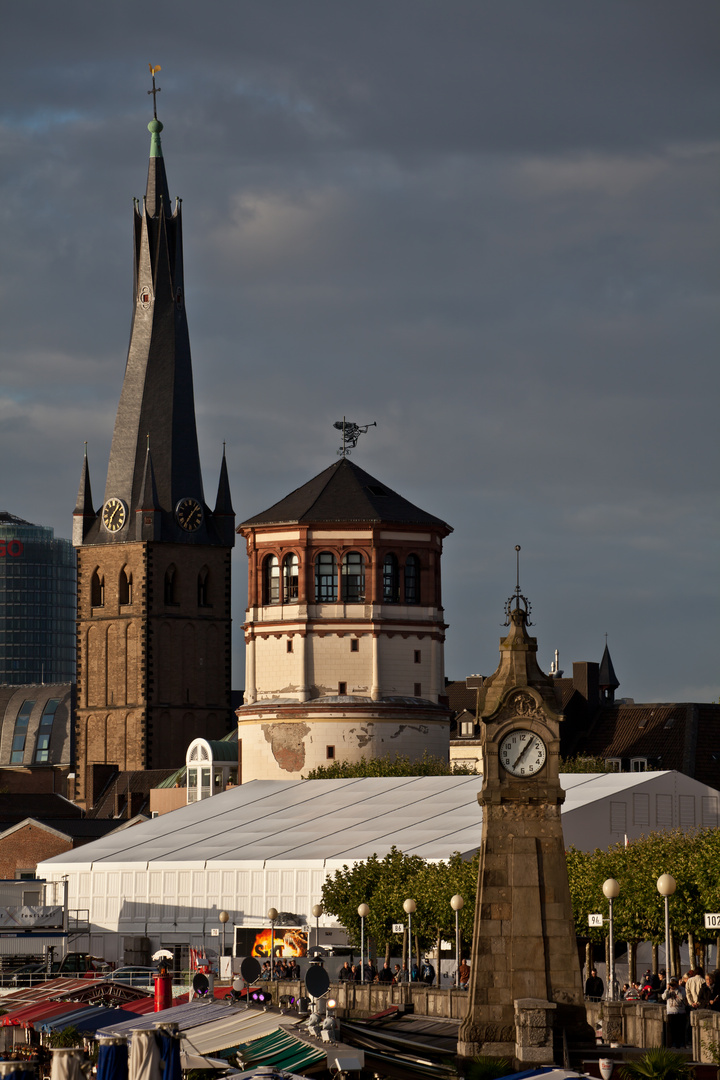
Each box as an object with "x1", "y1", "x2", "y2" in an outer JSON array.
[
  {"x1": 383, "y1": 553, "x2": 399, "y2": 603},
  {"x1": 198, "y1": 566, "x2": 209, "y2": 607},
  {"x1": 91, "y1": 570, "x2": 104, "y2": 607},
  {"x1": 315, "y1": 552, "x2": 337, "y2": 602},
  {"x1": 164, "y1": 564, "x2": 177, "y2": 605},
  {"x1": 404, "y1": 554, "x2": 420, "y2": 604},
  {"x1": 341, "y1": 551, "x2": 365, "y2": 603},
  {"x1": 282, "y1": 554, "x2": 299, "y2": 603},
  {"x1": 119, "y1": 567, "x2": 132, "y2": 606},
  {"x1": 263, "y1": 555, "x2": 280, "y2": 605}
]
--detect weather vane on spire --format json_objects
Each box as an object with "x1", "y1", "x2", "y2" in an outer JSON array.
[
  {"x1": 504, "y1": 544, "x2": 532, "y2": 625},
  {"x1": 148, "y1": 65, "x2": 162, "y2": 119},
  {"x1": 333, "y1": 418, "x2": 377, "y2": 457}
]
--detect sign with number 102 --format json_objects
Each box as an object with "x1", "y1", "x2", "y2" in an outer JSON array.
[{"x1": 704, "y1": 913, "x2": 720, "y2": 930}]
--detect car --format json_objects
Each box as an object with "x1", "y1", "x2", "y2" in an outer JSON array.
[{"x1": 103, "y1": 965, "x2": 157, "y2": 988}]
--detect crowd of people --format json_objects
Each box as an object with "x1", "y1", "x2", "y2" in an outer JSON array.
[
  {"x1": 258, "y1": 958, "x2": 302, "y2": 981},
  {"x1": 337, "y1": 959, "x2": 439, "y2": 984},
  {"x1": 586, "y1": 964, "x2": 720, "y2": 1050}
]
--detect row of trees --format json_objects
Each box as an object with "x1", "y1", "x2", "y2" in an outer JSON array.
[
  {"x1": 321, "y1": 829, "x2": 720, "y2": 972},
  {"x1": 321, "y1": 847, "x2": 479, "y2": 973}
]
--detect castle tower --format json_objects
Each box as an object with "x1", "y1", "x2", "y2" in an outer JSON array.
[
  {"x1": 236, "y1": 457, "x2": 452, "y2": 779},
  {"x1": 72, "y1": 96, "x2": 234, "y2": 807}
]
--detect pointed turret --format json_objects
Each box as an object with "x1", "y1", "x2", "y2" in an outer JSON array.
[
  {"x1": 212, "y1": 447, "x2": 235, "y2": 546},
  {"x1": 135, "y1": 444, "x2": 161, "y2": 541},
  {"x1": 72, "y1": 444, "x2": 96, "y2": 546},
  {"x1": 599, "y1": 642, "x2": 620, "y2": 703},
  {"x1": 83, "y1": 109, "x2": 224, "y2": 547},
  {"x1": 479, "y1": 591, "x2": 559, "y2": 719}
]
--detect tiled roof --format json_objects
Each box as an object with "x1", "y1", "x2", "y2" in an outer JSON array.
[
  {"x1": 241, "y1": 458, "x2": 451, "y2": 530},
  {"x1": 445, "y1": 680, "x2": 480, "y2": 715},
  {"x1": 573, "y1": 702, "x2": 720, "y2": 790},
  {"x1": 87, "y1": 770, "x2": 176, "y2": 819},
  {"x1": 0, "y1": 794, "x2": 80, "y2": 823}
]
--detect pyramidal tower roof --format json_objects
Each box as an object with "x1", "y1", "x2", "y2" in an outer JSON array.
[
  {"x1": 75, "y1": 89, "x2": 233, "y2": 548},
  {"x1": 241, "y1": 457, "x2": 452, "y2": 532}
]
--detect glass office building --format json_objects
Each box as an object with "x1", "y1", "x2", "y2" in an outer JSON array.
[{"x1": 0, "y1": 513, "x2": 76, "y2": 685}]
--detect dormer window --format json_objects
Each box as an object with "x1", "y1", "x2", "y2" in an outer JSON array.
[
  {"x1": 459, "y1": 719, "x2": 475, "y2": 738},
  {"x1": 631, "y1": 757, "x2": 648, "y2": 772}
]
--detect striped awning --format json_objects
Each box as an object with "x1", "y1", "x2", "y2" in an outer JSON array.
[{"x1": 235, "y1": 1028, "x2": 325, "y2": 1073}]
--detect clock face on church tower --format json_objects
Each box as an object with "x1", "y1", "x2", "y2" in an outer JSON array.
[
  {"x1": 102, "y1": 497, "x2": 127, "y2": 533},
  {"x1": 499, "y1": 728, "x2": 547, "y2": 777}
]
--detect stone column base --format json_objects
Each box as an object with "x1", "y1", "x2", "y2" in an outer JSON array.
[{"x1": 514, "y1": 998, "x2": 557, "y2": 1066}]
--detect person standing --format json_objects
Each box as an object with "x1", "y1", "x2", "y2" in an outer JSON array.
[
  {"x1": 584, "y1": 968, "x2": 604, "y2": 1000},
  {"x1": 662, "y1": 977, "x2": 686, "y2": 1048}
]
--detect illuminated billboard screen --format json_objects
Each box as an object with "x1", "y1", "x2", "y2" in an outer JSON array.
[{"x1": 234, "y1": 926, "x2": 308, "y2": 958}]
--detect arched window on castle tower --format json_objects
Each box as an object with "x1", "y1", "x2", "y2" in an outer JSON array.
[
  {"x1": 404, "y1": 554, "x2": 420, "y2": 604},
  {"x1": 164, "y1": 564, "x2": 177, "y2": 605},
  {"x1": 91, "y1": 570, "x2": 104, "y2": 607},
  {"x1": 315, "y1": 552, "x2": 337, "y2": 602},
  {"x1": 383, "y1": 553, "x2": 399, "y2": 603},
  {"x1": 341, "y1": 552, "x2": 365, "y2": 603},
  {"x1": 198, "y1": 566, "x2": 209, "y2": 607},
  {"x1": 119, "y1": 567, "x2": 132, "y2": 606},
  {"x1": 263, "y1": 555, "x2": 280, "y2": 605},
  {"x1": 283, "y1": 554, "x2": 299, "y2": 603}
]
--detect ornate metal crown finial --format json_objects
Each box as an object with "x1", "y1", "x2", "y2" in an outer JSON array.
[
  {"x1": 504, "y1": 544, "x2": 533, "y2": 625},
  {"x1": 148, "y1": 64, "x2": 162, "y2": 119},
  {"x1": 333, "y1": 418, "x2": 377, "y2": 457}
]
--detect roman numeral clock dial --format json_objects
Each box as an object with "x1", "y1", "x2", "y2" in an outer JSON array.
[
  {"x1": 499, "y1": 729, "x2": 547, "y2": 777},
  {"x1": 175, "y1": 497, "x2": 203, "y2": 532}
]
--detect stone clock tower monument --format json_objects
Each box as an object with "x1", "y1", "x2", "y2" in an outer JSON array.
[
  {"x1": 458, "y1": 558, "x2": 590, "y2": 1065},
  {"x1": 72, "y1": 78, "x2": 234, "y2": 807}
]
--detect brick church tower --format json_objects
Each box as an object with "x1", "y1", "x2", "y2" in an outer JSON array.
[{"x1": 72, "y1": 99, "x2": 234, "y2": 807}]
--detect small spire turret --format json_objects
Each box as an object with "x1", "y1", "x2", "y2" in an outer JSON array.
[{"x1": 72, "y1": 443, "x2": 96, "y2": 546}]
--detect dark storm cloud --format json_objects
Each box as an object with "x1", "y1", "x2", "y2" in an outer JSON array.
[{"x1": 0, "y1": 1, "x2": 717, "y2": 702}]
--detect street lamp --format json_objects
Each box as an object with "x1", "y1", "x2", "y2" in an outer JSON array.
[
  {"x1": 267, "y1": 907, "x2": 278, "y2": 982},
  {"x1": 358, "y1": 904, "x2": 369, "y2": 984},
  {"x1": 312, "y1": 903, "x2": 323, "y2": 958},
  {"x1": 602, "y1": 879, "x2": 620, "y2": 1000},
  {"x1": 404, "y1": 899, "x2": 417, "y2": 975},
  {"x1": 450, "y1": 895, "x2": 464, "y2": 988},
  {"x1": 219, "y1": 910, "x2": 229, "y2": 970},
  {"x1": 657, "y1": 874, "x2": 676, "y2": 980}
]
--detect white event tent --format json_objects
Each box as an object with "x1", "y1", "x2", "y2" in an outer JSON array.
[{"x1": 37, "y1": 771, "x2": 719, "y2": 963}]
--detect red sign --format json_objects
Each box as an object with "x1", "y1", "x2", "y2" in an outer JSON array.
[{"x1": 0, "y1": 541, "x2": 23, "y2": 557}]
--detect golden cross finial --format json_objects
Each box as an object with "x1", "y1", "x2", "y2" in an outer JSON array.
[{"x1": 148, "y1": 64, "x2": 162, "y2": 119}]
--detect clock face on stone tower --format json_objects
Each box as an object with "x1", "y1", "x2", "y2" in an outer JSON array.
[
  {"x1": 499, "y1": 728, "x2": 547, "y2": 777},
  {"x1": 175, "y1": 497, "x2": 203, "y2": 531},
  {"x1": 102, "y1": 497, "x2": 127, "y2": 533}
]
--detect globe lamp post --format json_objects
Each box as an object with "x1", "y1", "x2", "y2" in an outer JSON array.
[
  {"x1": 358, "y1": 904, "x2": 369, "y2": 983},
  {"x1": 450, "y1": 895, "x2": 464, "y2": 988},
  {"x1": 657, "y1": 874, "x2": 676, "y2": 979},
  {"x1": 602, "y1": 879, "x2": 620, "y2": 1000},
  {"x1": 311, "y1": 903, "x2": 324, "y2": 959},
  {"x1": 267, "y1": 907, "x2": 278, "y2": 981},
  {"x1": 404, "y1": 899, "x2": 417, "y2": 974}
]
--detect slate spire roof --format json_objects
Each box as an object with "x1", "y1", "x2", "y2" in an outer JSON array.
[
  {"x1": 599, "y1": 643, "x2": 620, "y2": 691},
  {"x1": 241, "y1": 458, "x2": 451, "y2": 532},
  {"x1": 75, "y1": 112, "x2": 233, "y2": 547}
]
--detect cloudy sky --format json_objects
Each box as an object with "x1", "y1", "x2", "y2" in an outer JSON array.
[{"x1": 1, "y1": 1, "x2": 717, "y2": 703}]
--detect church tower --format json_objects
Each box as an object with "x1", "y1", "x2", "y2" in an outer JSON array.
[{"x1": 72, "y1": 87, "x2": 234, "y2": 807}]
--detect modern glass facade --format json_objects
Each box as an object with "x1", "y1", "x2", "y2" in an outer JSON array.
[{"x1": 0, "y1": 513, "x2": 76, "y2": 685}]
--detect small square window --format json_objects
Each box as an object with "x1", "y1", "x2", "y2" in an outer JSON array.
[
  {"x1": 338, "y1": 682, "x2": 347, "y2": 696},
  {"x1": 287, "y1": 639, "x2": 293, "y2": 653},
  {"x1": 414, "y1": 683, "x2": 421, "y2": 697},
  {"x1": 414, "y1": 650, "x2": 421, "y2": 664},
  {"x1": 326, "y1": 746, "x2": 335, "y2": 760},
  {"x1": 350, "y1": 639, "x2": 359, "y2": 652}
]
